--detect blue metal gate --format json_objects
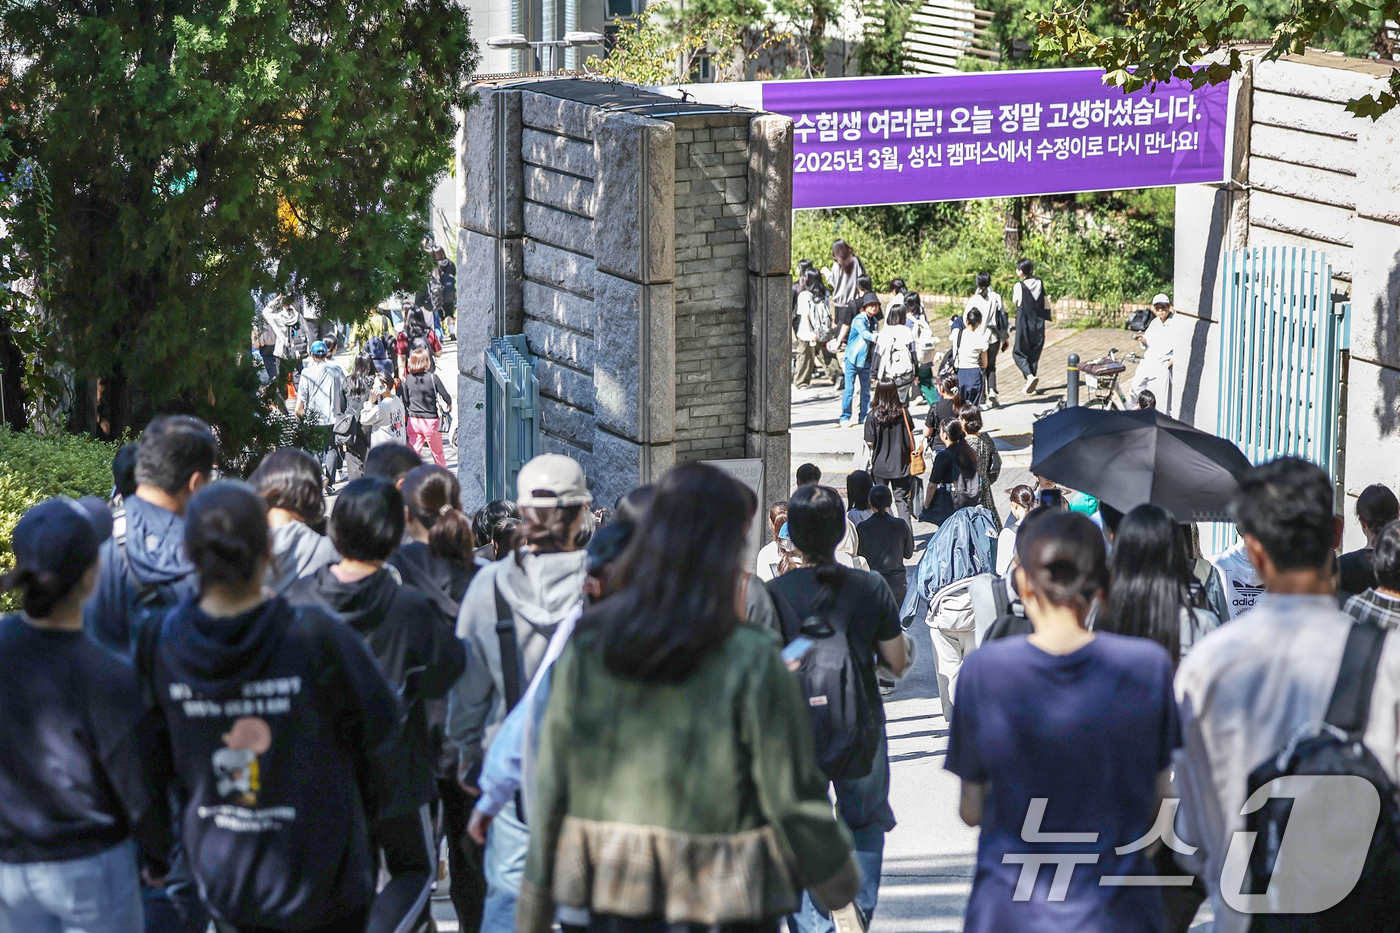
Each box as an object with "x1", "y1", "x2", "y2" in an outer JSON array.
[
  {"x1": 1212, "y1": 247, "x2": 1348, "y2": 550},
  {"x1": 485, "y1": 335, "x2": 541, "y2": 503},
  {"x1": 1216, "y1": 247, "x2": 1347, "y2": 473}
]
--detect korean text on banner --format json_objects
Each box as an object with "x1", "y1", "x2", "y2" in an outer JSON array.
[{"x1": 756, "y1": 70, "x2": 1230, "y2": 210}]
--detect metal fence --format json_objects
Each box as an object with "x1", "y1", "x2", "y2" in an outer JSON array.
[
  {"x1": 1212, "y1": 246, "x2": 1349, "y2": 551},
  {"x1": 485, "y1": 335, "x2": 541, "y2": 503}
]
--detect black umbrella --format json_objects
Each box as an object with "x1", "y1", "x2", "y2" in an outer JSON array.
[{"x1": 1031, "y1": 407, "x2": 1253, "y2": 522}]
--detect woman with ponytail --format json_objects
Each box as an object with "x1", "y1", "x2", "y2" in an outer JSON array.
[
  {"x1": 945, "y1": 510, "x2": 1180, "y2": 933},
  {"x1": 143, "y1": 482, "x2": 403, "y2": 933},
  {"x1": 387, "y1": 465, "x2": 484, "y2": 927},
  {"x1": 0, "y1": 496, "x2": 158, "y2": 933},
  {"x1": 765, "y1": 483, "x2": 910, "y2": 933}
]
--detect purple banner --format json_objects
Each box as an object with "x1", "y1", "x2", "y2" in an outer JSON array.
[{"x1": 758, "y1": 69, "x2": 1230, "y2": 210}]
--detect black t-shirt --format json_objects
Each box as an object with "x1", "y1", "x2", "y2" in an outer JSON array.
[
  {"x1": 857, "y1": 512, "x2": 914, "y2": 577},
  {"x1": 0, "y1": 616, "x2": 159, "y2": 864},
  {"x1": 865, "y1": 415, "x2": 911, "y2": 480},
  {"x1": 925, "y1": 398, "x2": 960, "y2": 449},
  {"x1": 401, "y1": 372, "x2": 450, "y2": 418},
  {"x1": 836, "y1": 302, "x2": 858, "y2": 329},
  {"x1": 929, "y1": 444, "x2": 977, "y2": 486},
  {"x1": 1339, "y1": 548, "x2": 1377, "y2": 601},
  {"x1": 765, "y1": 567, "x2": 902, "y2": 711}
]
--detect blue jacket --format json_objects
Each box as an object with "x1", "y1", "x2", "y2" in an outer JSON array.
[
  {"x1": 84, "y1": 496, "x2": 199, "y2": 655},
  {"x1": 901, "y1": 506, "x2": 999, "y2": 625},
  {"x1": 847, "y1": 312, "x2": 878, "y2": 368}
]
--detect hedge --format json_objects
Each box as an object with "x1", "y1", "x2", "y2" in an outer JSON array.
[{"x1": 0, "y1": 428, "x2": 119, "y2": 605}]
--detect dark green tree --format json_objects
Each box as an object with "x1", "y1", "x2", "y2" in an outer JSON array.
[{"x1": 0, "y1": 0, "x2": 478, "y2": 439}]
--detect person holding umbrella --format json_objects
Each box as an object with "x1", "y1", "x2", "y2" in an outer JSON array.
[{"x1": 1129, "y1": 295, "x2": 1183, "y2": 410}]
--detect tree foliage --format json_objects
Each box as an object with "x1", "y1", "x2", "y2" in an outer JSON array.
[
  {"x1": 0, "y1": 0, "x2": 478, "y2": 440},
  {"x1": 1033, "y1": 0, "x2": 1400, "y2": 117},
  {"x1": 585, "y1": 6, "x2": 780, "y2": 83}
]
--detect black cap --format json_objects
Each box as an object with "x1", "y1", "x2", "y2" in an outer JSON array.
[{"x1": 12, "y1": 496, "x2": 113, "y2": 580}]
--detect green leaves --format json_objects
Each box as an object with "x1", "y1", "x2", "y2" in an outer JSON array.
[
  {"x1": 1032, "y1": 0, "x2": 1400, "y2": 116},
  {"x1": 1, "y1": 0, "x2": 479, "y2": 440}
]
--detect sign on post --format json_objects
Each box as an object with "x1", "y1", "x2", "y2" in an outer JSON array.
[
  {"x1": 662, "y1": 70, "x2": 1231, "y2": 209},
  {"x1": 701, "y1": 458, "x2": 766, "y2": 561}
]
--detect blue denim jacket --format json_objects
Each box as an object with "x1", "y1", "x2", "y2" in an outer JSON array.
[{"x1": 847, "y1": 312, "x2": 877, "y2": 368}]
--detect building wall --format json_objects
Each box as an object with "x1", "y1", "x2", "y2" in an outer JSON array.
[
  {"x1": 671, "y1": 115, "x2": 752, "y2": 462},
  {"x1": 1174, "y1": 52, "x2": 1400, "y2": 549}
]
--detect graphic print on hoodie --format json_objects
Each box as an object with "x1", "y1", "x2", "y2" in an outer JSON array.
[
  {"x1": 85, "y1": 495, "x2": 199, "y2": 655},
  {"x1": 149, "y1": 597, "x2": 401, "y2": 930},
  {"x1": 284, "y1": 565, "x2": 466, "y2": 815}
]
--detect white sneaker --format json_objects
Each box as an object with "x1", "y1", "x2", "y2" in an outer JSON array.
[
  {"x1": 1024, "y1": 374, "x2": 1039, "y2": 393},
  {"x1": 832, "y1": 903, "x2": 869, "y2": 933},
  {"x1": 987, "y1": 389, "x2": 999, "y2": 409}
]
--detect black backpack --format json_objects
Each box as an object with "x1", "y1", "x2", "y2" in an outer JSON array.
[
  {"x1": 949, "y1": 461, "x2": 983, "y2": 510},
  {"x1": 1245, "y1": 621, "x2": 1400, "y2": 931},
  {"x1": 793, "y1": 575, "x2": 881, "y2": 782}
]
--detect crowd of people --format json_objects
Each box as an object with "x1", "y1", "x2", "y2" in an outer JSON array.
[{"x1": 5, "y1": 224, "x2": 1400, "y2": 933}]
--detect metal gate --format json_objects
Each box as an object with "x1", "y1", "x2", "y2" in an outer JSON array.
[
  {"x1": 1215, "y1": 246, "x2": 1348, "y2": 474},
  {"x1": 485, "y1": 335, "x2": 541, "y2": 503}
]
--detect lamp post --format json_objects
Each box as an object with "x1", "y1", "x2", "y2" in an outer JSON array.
[{"x1": 486, "y1": 31, "x2": 606, "y2": 73}]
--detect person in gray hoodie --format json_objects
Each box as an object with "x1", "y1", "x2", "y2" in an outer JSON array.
[
  {"x1": 249, "y1": 448, "x2": 340, "y2": 594},
  {"x1": 446, "y1": 454, "x2": 591, "y2": 933}
]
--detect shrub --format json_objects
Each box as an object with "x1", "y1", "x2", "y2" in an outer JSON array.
[{"x1": 0, "y1": 427, "x2": 119, "y2": 606}]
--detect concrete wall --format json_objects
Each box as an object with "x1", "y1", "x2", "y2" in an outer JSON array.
[
  {"x1": 457, "y1": 80, "x2": 792, "y2": 512},
  {"x1": 1174, "y1": 52, "x2": 1400, "y2": 548}
]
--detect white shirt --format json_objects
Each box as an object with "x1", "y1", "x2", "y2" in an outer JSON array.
[
  {"x1": 954, "y1": 324, "x2": 992, "y2": 370},
  {"x1": 755, "y1": 541, "x2": 781, "y2": 582},
  {"x1": 360, "y1": 393, "x2": 406, "y2": 446},
  {"x1": 1175, "y1": 594, "x2": 1400, "y2": 933},
  {"x1": 1141, "y1": 311, "x2": 1182, "y2": 367},
  {"x1": 874, "y1": 324, "x2": 915, "y2": 378},
  {"x1": 298, "y1": 360, "x2": 344, "y2": 426},
  {"x1": 964, "y1": 290, "x2": 1005, "y2": 333},
  {"x1": 795, "y1": 291, "x2": 819, "y2": 343},
  {"x1": 1209, "y1": 542, "x2": 1263, "y2": 619}
]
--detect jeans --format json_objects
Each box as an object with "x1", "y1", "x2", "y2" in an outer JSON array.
[
  {"x1": 480, "y1": 799, "x2": 529, "y2": 933},
  {"x1": 0, "y1": 839, "x2": 142, "y2": 933},
  {"x1": 840, "y1": 360, "x2": 871, "y2": 424},
  {"x1": 791, "y1": 732, "x2": 894, "y2": 933}
]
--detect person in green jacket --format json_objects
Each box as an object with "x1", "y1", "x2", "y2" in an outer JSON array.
[{"x1": 517, "y1": 463, "x2": 860, "y2": 933}]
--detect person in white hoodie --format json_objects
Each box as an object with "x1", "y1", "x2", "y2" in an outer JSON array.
[
  {"x1": 248, "y1": 448, "x2": 340, "y2": 594},
  {"x1": 360, "y1": 372, "x2": 407, "y2": 447},
  {"x1": 446, "y1": 454, "x2": 591, "y2": 933}
]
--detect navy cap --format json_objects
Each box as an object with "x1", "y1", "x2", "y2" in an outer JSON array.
[
  {"x1": 586, "y1": 522, "x2": 633, "y2": 576},
  {"x1": 12, "y1": 496, "x2": 113, "y2": 580}
]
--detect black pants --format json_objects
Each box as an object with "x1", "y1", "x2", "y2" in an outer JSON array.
[
  {"x1": 984, "y1": 339, "x2": 1002, "y2": 393},
  {"x1": 589, "y1": 915, "x2": 778, "y2": 933},
  {"x1": 438, "y1": 779, "x2": 487, "y2": 933},
  {"x1": 881, "y1": 569, "x2": 908, "y2": 611},
  {"x1": 220, "y1": 906, "x2": 370, "y2": 933},
  {"x1": 370, "y1": 807, "x2": 436, "y2": 933},
  {"x1": 874, "y1": 474, "x2": 915, "y2": 525},
  {"x1": 1012, "y1": 319, "x2": 1044, "y2": 378}
]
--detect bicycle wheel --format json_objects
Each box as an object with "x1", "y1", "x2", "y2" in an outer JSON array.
[{"x1": 1083, "y1": 397, "x2": 1113, "y2": 410}]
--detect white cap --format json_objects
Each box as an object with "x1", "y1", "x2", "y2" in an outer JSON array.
[
  {"x1": 1152, "y1": 293, "x2": 1171, "y2": 306},
  {"x1": 516, "y1": 454, "x2": 592, "y2": 508}
]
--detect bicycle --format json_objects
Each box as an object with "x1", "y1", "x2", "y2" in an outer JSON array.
[{"x1": 1080, "y1": 348, "x2": 1142, "y2": 411}]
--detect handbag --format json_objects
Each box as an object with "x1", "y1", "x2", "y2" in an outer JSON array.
[{"x1": 902, "y1": 409, "x2": 925, "y2": 476}]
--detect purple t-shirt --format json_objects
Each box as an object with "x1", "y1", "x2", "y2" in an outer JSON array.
[{"x1": 945, "y1": 632, "x2": 1180, "y2": 933}]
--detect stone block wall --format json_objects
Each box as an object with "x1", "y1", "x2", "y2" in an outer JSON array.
[{"x1": 457, "y1": 80, "x2": 792, "y2": 512}]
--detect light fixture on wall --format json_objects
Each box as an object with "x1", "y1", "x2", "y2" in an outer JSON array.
[{"x1": 485, "y1": 31, "x2": 606, "y2": 70}]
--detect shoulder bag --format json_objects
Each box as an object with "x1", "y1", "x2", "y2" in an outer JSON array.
[{"x1": 902, "y1": 408, "x2": 925, "y2": 476}]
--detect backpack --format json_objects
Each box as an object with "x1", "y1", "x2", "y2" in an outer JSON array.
[
  {"x1": 950, "y1": 463, "x2": 982, "y2": 509},
  {"x1": 812, "y1": 298, "x2": 838, "y2": 344},
  {"x1": 793, "y1": 575, "x2": 881, "y2": 782},
  {"x1": 1125, "y1": 307, "x2": 1153, "y2": 333},
  {"x1": 119, "y1": 534, "x2": 181, "y2": 662},
  {"x1": 882, "y1": 337, "x2": 916, "y2": 387},
  {"x1": 1244, "y1": 621, "x2": 1400, "y2": 931}
]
